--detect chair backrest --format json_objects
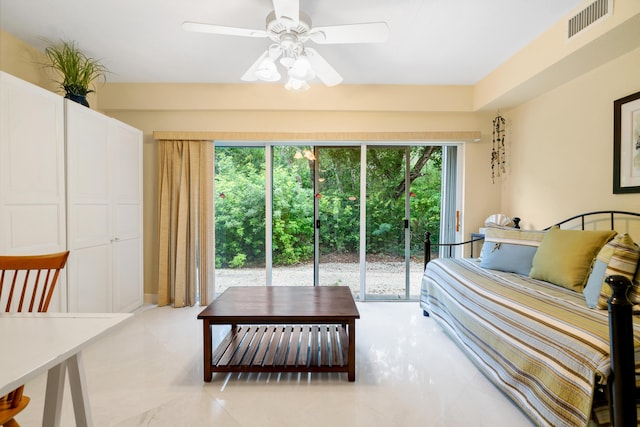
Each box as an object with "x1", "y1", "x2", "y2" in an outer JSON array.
[{"x1": 0, "y1": 251, "x2": 70, "y2": 312}]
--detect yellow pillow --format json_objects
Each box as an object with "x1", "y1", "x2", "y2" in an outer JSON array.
[{"x1": 530, "y1": 227, "x2": 617, "y2": 292}]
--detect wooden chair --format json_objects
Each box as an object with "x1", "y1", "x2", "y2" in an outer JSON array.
[{"x1": 0, "y1": 251, "x2": 70, "y2": 427}]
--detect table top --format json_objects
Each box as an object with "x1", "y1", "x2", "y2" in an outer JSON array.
[
  {"x1": 198, "y1": 286, "x2": 360, "y2": 323},
  {"x1": 0, "y1": 312, "x2": 132, "y2": 396}
]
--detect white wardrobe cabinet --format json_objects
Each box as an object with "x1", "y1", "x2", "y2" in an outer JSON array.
[
  {"x1": 66, "y1": 100, "x2": 143, "y2": 313},
  {"x1": 0, "y1": 71, "x2": 143, "y2": 313}
]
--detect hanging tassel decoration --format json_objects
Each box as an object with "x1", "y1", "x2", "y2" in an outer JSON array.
[{"x1": 491, "y1": 112, "x2": 506, "y2": 183}]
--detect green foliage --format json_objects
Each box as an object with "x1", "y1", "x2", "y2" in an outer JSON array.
[
  {"x1": 364, "y1": 147, "x2": 442, "y2": 258},
  {"x1": 229, "y1": 253, "x2": 247, "y2": 268},
  {"x1": 44, "y1": 40, "x2": 108, "y2": 96},
  {"x1": 215, "y1": 146, "x2": 442, "y2": 267},
  {"x1": 272, "y1": 159, "x2": 315, "y2": 265},
  {"x1": 215, "y1": 148, "x2": 266, "y2": 268},
  {"x1": 409, "y1": 151, "x2": 442, "y2": 253},
  {"x1": 317, "y1": 147, "x2": 361, "y2": 254}
]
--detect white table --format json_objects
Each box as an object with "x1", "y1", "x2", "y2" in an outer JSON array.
[{"x1": 0, "y1": 312, "x2": 132, "y2": 427}]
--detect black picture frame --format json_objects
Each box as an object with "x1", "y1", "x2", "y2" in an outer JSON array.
[{"x1": 613, "y1": 90, "x2": 640, "y2": 194}]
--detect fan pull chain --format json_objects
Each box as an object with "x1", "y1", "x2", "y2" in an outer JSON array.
[{"x1": 491, "y1": 112, "x2": 506, "y2": 183}]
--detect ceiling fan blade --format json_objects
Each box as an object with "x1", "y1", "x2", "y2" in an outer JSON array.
[
  {"x1": 241, "y1": 51, "x2": 268, "y2": 82},
  {"x1": 309, "y1": 22, "x2": 389, "y2": 44},
  {"x1": 304, "y1": 48, "x2": 343, "y2": 87},
  {"x1": 182, "y1": 21, "x2": 267, "y2": 38},
  {"x1": 241, "y1": 47, "x2": 283, "y2": 82},
  {"x1": 272, "y1": 0, "x2": 299, "y2": 26}
]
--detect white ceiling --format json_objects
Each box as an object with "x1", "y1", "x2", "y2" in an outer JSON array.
[{"x1": 0, "y1": 0, "x2": 585, "y2": 86}]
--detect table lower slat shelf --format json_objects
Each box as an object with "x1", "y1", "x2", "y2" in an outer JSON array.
[{"x1": 208, "y1": 325, "x2": 349, "y2": 375}]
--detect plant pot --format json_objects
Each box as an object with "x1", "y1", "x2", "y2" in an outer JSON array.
[{"x1": 65, "y1": 93, "x2": 89, "y2": 107}]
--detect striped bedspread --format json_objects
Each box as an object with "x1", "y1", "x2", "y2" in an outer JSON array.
[{"x1": 420, "y1": 258, "x2": 640, "y2": 427}]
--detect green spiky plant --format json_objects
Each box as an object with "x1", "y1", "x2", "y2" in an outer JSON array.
[{"x1": 44, "y1": 40, "x2": 108, "y2": 102}]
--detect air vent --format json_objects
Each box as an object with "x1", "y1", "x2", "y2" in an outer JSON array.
[{"x1": 567, "y1": 0, "x2": 613, "y2": 39}]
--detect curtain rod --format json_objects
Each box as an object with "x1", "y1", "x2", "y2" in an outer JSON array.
[{"x1": 152, "y1": 130, "x2": 482, "y2": 142}]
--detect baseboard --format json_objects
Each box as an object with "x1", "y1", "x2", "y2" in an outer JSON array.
[{"x1": 144, "y1": 293, "x2": 158, "y2": 305}]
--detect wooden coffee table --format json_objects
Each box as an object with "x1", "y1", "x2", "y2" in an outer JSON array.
[{"x1": 198, "y1": 286, "x2": 360, "y2": 382}]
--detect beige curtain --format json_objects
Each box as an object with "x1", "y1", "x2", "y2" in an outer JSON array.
[{"x1": 157, "y1": 140, "x2": 214, "y2": 307}]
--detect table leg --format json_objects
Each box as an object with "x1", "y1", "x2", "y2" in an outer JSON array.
[
  {"x1": 43, "y1": 362, "x2": 66, "y2": 427},
  {"x1": 67, "y1": 352, "x2": 93, "y2": 427},
  {"x1": 203, "y1": 319, "x2": 212, "y2": 382},
  {"x1": 348, "y1": 320, "x2": 356, "y2": 382}
]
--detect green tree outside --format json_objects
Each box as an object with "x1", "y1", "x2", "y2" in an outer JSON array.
[{"x1": 214, "y1": 146, "x2": 441, "y2": 268}]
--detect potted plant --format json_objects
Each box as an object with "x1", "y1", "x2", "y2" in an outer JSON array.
[{"x1": 44, "y1": 40, "x2": 108, "y2": 107}]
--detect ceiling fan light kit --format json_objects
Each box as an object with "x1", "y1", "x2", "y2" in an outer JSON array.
[
  {"x1": 288, "y1": 56, "x2": 315, "y2": 81},
  {"x1": 183, "y1": 0, "x2": 389, "y2": 91}
]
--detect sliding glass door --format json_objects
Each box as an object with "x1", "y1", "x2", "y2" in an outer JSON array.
[
  {"x1": 214, "y1": 142, "x2": 452, "y2": 301},
  {"x1": 364, "y1": 146, "x2": 408, "y2": 299},
  {"x1": 363, "y1": 146, "x2": 441, "y2": 299},
  {"x1": 316, "y1": 147, "x2": 361, "y2": 295},
  {"x1": 271, "y1": 145, "x2": 315, "y2": 286}
]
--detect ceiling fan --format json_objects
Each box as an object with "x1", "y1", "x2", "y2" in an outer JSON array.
[{"x1": 183, "y1": 0, "x2": 390, "y2": 90}]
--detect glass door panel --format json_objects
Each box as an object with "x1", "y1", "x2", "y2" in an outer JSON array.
[
  {"x1": 364, "y1": 146, "x2": 442, "y2": 300},
  {"x1": 408, "y1": 146, "x2": 442, "y2": 299},
  {"x1": 271, "y1": 145, "x2": 315, "y2": 286},
  {"x1": 316, "y1": 147, "x2": 361, "y2": 297},
  {"x1": 214, "y1": 147, "x2": 266, "y2": 296},
  {"x1": 365, "y1": 147, "x2": 408, "y2": 299}
]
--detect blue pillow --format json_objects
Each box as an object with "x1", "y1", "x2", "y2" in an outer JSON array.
[
  {"x1": 583, "y1": 259, "x2": 608, "y2": 308},
  {"x1": 480, "y1": 242, "x2": 538, "y2": 275}
]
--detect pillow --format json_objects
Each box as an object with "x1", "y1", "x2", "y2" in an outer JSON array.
[
  {"x1": 584, "y1": 233, "x2": 640, "y2": 308},
  {"x1": 483, "y1": 226, "x2": 546, "y2": 247},
  {"x1": 480, "y1": 243, "x2": 537, "y2": 275},
  {"x1": 583, "y1": 260, "x2": 608, "y2": 308},
  {"x1": 530, "y1": 227, "x2": 616, "y2": 292},
  {"x1": 479, "y1": 227, "x2": 546, "y2": 275}
]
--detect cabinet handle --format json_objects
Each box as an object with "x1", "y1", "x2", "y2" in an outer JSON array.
[{"x1": 111, "y1": 237, "x2": 120, "y2": 243}]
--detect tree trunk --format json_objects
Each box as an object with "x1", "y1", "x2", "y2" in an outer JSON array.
[{"x1": 394, "y1": 146, "x2": 436, "y2": 199}]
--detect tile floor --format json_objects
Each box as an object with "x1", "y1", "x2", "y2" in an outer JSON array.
[{"x1": 18, "y1": 301, "x2": 534, "y2": 426}]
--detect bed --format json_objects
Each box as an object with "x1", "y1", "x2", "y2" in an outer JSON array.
[{"x1": 421, "y1": 211, "x2": 640, "y2": 427}]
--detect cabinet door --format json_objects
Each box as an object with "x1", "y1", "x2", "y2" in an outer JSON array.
[
  {"x1": 66, "y1": 100, "x2": 143, "y2": 313},
  {"x1": 0, "y1": 72, "x2": 67, "y2": 311},
  {"x1": 110, "y1": 120, "x2": 143, "y2": 312},
  {"x1": 65, "y1": 100, "x2": 112, "y2": 312}
]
